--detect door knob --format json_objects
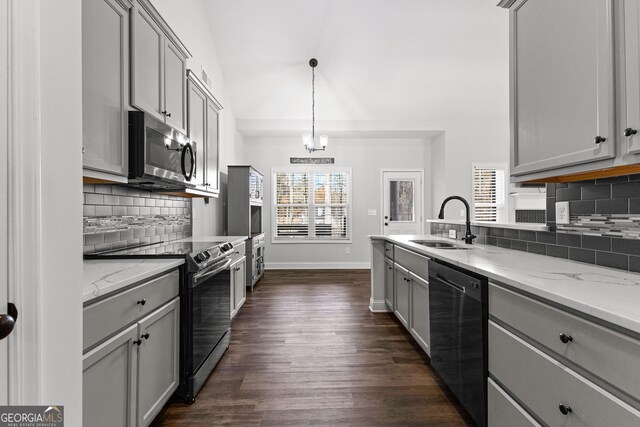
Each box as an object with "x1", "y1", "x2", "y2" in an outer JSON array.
[
  {"x1": 594, "y1": 136, "x2": 606, "y2": 144},
  {"x1": 384, "y1": 222, "x2": 389, "y2": 226},
  {"x1": 0, "y1": 303, "x2": 18, "y2": 341},
  {"x1": 624, "y1": 128, "x2": 638, "y2": 137},
  {"x1": 384, "y1": 216, "x2": 389, "y2": 219}
]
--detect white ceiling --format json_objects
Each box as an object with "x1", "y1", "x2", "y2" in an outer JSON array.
[{"x1": 203, "y1": 0, "x2": 509, "y2": 132}]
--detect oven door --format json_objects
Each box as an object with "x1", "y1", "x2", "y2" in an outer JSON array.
[{"x1": 187, "y1": 258, "x2": 231, "y2": 374}]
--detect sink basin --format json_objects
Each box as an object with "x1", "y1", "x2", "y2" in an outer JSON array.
[{"x1": 410, "y1": 240, "x2": 471, "y2": 250}]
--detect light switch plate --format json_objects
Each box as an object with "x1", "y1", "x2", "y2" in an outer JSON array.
[
  {"x1": 368, "y1": 209, "x2": 377, "y2": 216},
  {"x1": 556, "y1": 201, "x2": 570, "y2": 224},
  {"x1": 449, "y1": 229, "x2": 457, "y2": 239}
]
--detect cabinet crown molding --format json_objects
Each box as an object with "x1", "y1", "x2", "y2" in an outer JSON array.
[
  {"x1": 497, "y1": 0, "x2": 517, "y2": 8},
  {"x1": 136, "y1": 0, "x2": 192, "y2": 59}
]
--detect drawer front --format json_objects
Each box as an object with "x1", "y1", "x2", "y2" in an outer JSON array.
[
  {"x1": 84, "y1": 270, "x2": 180, "y2": 351},
  {"x1": 490, "y1": 283, "x2": 640, "y2": 401},
  {"x1": 488, "y1": 378, "x2": 541, "y2": 427},
  {"x1": 384, "y1": 242, "x2": 394, "y2": 258},
  {"x1": 489, "y1": 321, "x2": 640, "y2": 426},
  {"x1": 253, "y1": 235, "x2": 264, "y2": 248},
  {"x1": 231, "y1": 242, "x2": 246, "y2": 263},
  {"x1": 394, "y1": 246, "x2": 429, "y2": 279}
]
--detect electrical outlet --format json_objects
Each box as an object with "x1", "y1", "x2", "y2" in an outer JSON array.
[
  {"x1": 449, "y1": 229, "x2": 457, "y2": 239},
  {"x1": 345, "y1": 247, "x2": 351, "y2": 254},
  {"x1": 460, "y1": 209, "x2": 465, "y2": 217},
  {"x1": 556, "y1": 201, "x2": 570, "y2": 224}
]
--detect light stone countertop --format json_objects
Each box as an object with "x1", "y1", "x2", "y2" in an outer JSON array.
[
  {"x1": 83, "y1": 258, "x2": 184, "y2": 304},
  {"x1": 82, "y1": 235, "x2": 249, "y2": 304},
  {"x1": 371, "y1": 234, "x2": 640, "y2": 336}
]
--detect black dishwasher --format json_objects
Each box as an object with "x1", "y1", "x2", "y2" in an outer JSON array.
[{"x1": 428, "y1": 260, "x2": 488, "y2": 427}]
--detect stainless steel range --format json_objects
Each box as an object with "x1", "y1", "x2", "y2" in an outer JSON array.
[{"x1": 86, "y1": 237, "x2": 235, "y2": 403}]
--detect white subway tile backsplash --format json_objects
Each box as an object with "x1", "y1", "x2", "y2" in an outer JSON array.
[
  {"x1": 113, "y1": 206, "x2": 127, "y2": 216},
  {"x1": 83, "y1": 186, "x2": 192, "y2": 254},
  {"x1": 85, "y1": 193, "x2": 104, "y2": 205},
  {"x1": 95, "y1": 205, "x2": 113, "y2": 217}
]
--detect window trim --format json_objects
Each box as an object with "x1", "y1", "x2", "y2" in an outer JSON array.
[
  {"x1": 471, "y1": 163, "x2": 507, "y2": 223},
  {"x1": 271, "y1": 166, "x2": 353, "y2": 244}
]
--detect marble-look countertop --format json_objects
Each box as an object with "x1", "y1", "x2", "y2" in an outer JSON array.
[
  {"x1": 426, "y1": 219, "x2": 548, "y2": 231},
  {"x1": 82, "y1": 235, "x2": 248, "y2": 304},
  {"x1": 83, "y1": 258, "x2": 184, "y2": 304},
  {"x1": 371, "y1": 234, "x2": 640, "y2": 335}
]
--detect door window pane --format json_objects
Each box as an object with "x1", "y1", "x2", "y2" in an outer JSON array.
[{"x1": 390, "y1": 180, "x2": 414, "y2": 221}]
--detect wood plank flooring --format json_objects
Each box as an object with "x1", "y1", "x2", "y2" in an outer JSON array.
[{"x1": 153, "y1": 269, "x2": 474, "y2": 426}]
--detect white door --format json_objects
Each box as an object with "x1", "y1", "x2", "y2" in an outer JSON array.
[
  {"x1": 0, "y1": 0, "x2": 9, "y2": 404},
  {"x1": 382, "y1": 170, "x2": 423, "y2": 236}
]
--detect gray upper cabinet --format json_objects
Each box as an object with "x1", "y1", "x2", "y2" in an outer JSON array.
[
  {"x1": 624, "y1": 0, "x2": 640, "y2": 155},
  {"x1": 131, "y1": 0, "x2": 190, "y2": 133},
  {"x1": 506, "y1": 0, "x2": 616, "y2": 177},
  {"x1": 186, "y1": 70, "x2": 223, "y2": 195},
  {"x1": 206, "y1": 99, "x2": 222, "y2": 194},
  {"x1": 82, "y1": 0, "x2": 131, "y2": 177},
  {"x1": 163, "y1": 40, "x2": 187, "y2": 133},
  {"x1": 187, "y1": 76, "x2": 207, "y2": 187}
]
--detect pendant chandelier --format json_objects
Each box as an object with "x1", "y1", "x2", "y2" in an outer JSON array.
[{"x1": 302, "y1": 58, "x2": 328, "y2": 153}]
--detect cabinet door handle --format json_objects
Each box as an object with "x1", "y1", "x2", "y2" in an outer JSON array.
[
  {"x1": 624, "y1": 128, "x2": 638, "y2": 137},
  {"x1": 558, "y1": 404, "x2": 572, "y2": 415},
  {"x1": 133, "y1": 339, "x2": 142, "y2": 346},
  {"x1": 166, "y1": 112, "x2": 172, "y2": 117},
  {"x1": 594, "y1": 136, "x2": 606, "y2": 144},
  {"x1": 0, "y1": 303, "x2": 18, "y2": 341},
  {"x1": 137, "y1": 299, "x2": 146, "y2": 306},
  {"x1": 141, "y1": 333, "x2": 150, "y2": 340},
  {"x1": 559, "y1": 333, "x2": 573, "y2": 344}
]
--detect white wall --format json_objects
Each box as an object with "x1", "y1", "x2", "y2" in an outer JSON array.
[
  {"x1": 151, "y1": 0, "x2": 244, "y2": 236},
  {"x1": 429, "y1": 120, "x2": 510, "y2": 220},
  {"x1": 40, "y1": 0, "x2": 83, "y2": 423},
  {"x1": 244, "y1": 137, "x2": 430, "y2": 268}
]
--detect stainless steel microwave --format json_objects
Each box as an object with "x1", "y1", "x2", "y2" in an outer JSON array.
[{"x1": 129, "y1": 110, "x2": 197, "y2": 190}]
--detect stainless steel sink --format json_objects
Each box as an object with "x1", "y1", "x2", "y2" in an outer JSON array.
[{"x1": 410, "y1": 240, "x2": 471, "y2": 250}]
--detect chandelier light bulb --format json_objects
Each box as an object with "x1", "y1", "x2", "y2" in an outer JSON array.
[{"x1": 319, "y1": 135, "x2": 328, "y2": 148}]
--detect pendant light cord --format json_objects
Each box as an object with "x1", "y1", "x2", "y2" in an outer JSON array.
[{"x1": 312, "y1": 65, "x2": 315, "y2": 140}]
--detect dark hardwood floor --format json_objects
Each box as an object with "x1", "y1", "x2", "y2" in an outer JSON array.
[{"x1": 154, "y1": 269, "x2": 473, "y2": 426}]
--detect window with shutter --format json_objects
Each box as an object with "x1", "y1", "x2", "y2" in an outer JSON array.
[
  {"x1": 273, "y1": 167, "x2": 351, "y2": 242},
  {"x1": 472, "y1": 164, "x2": 506, "y2": 222}
]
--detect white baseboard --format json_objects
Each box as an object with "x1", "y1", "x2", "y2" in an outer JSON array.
[
  {"x1": 369, "y1": 298, "x2": 391, "y2": 312},
  {"x1": 265, "y1": 262, "x2": 371, "y2": 270}
]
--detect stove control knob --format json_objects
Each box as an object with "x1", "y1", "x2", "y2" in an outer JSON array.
[{"x1": 194, "y1": 251, "x2": 209, "y2": 263}]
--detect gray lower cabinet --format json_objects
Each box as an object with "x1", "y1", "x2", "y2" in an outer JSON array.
[
  {"x1": 83, "y1": 270, "x2": 180, "y2": 427},
  {"x1": 507, "y1": 0, "x2": 616, "y2": 177},
  {"x1": 488, "y1": 282, "x2": 640, "y2": 425},
  {"x1": 82, "y1": 0, "x2": 131, "y2": 177},
  {"x1": 136, "y1": 298, "x2": 180, "y2": 427},
  {"x1": 409, "y1": 272, "x2": 429, "y2": 356},
  {"x1": 394, "y1": 263, "x2": 410, "y2": 328},
  {"x1": 230, "y1": 256, "x2": 247, "y2": 319},
  {"x1": 83, "y1": 324, "x2": 138, "y2": 427},
  {"x1": 384, "y1": 257, "x2": 394, "y2": 311}
]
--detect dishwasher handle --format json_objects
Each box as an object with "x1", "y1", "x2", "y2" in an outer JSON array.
[{"x1": 432, "y1": 274, "x2": 466, "y2": 293}]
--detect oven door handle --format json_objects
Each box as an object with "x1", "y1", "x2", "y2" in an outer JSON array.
[{"x1": 192, "y1": 258, "x2": 232, "y2": 286}]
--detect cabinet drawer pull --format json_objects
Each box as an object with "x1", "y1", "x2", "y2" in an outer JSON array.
[
  {"x1": 559, "y1": 404, "x2": 572, "y2": 415},
  {"x1": 624, "y1": 128, "x2": 638, "y2": 137},
  {"x1": 559, "y1": 333, "x2": 573, "y2": 344},
  {"x1": 594, "y1": 135, "x2": 606, "y2": 144},
  {"x1": 137, "y1": 299, "x2": 146, "y2": 306}
]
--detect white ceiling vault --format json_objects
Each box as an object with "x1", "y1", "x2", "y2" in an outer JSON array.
[{"x1": 203, "y1": 0, "x2": 509, "y2": 136}]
